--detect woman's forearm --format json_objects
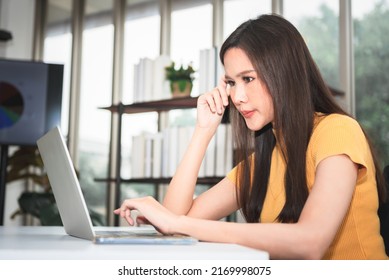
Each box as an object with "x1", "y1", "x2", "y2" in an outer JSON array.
[
  {"x1": 163, "y1": 125, "x2": 217, "y2": 214},
  {"x1": 173, "y1": 215, "x2": 325, "y2": 260}
]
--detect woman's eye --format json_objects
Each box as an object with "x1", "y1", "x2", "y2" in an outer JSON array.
[
  {"x1": 243, "y1": 76, "x2": 254, "y2": 83},
  {"x1": 226, "y1": 80, "x2": 235, "y2": 86}
]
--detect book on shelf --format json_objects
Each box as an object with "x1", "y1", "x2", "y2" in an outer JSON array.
[
  {"x1": 204, "y1": 130, "x2": 216, "y2": 177},
  {"x1": 133, "y1": 55, "x2": 172, "y2": 103},
  {"x1": 152, "y1": 132, "x2": 163, "y2": 178},
  {"x1": 167, "y1": 126, "x2": 179, "y2": 177},
  {"x1": 130, "y1": 124, "x2": 233, "y2": 180},
  {"x1": 161, "y1": 128, "x2": 170, "y2": 178},
  {"x1": 215, "y1": 124, "x2": 227, "y2": 177},
  {"x1": 131, "y1": 132, "x2": 146, "y2": 178},
  {"x1": 225, "y1": 124, "x2": 233, "y2": 172},
  {"x1": 199, "y1": 46, "x2": 224, "y2": 94},
  {"x1": 144, "y1": 133, "x2": 153, "y2": 178},
  {"x1": 153, "y1": 55, "x2": 172, "y2": 100}
]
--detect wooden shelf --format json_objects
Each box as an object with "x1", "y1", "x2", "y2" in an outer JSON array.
[{"x1": 100, "y1": 96, "x2": 198, "y2": 114}]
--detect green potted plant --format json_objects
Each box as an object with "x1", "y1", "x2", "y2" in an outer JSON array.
[
  {"x1": 7, "y1": 146, "x2": 104, "y2": 226},
  {"x1": 165, "y1": 62, "x2": 195, "y2": 98}
]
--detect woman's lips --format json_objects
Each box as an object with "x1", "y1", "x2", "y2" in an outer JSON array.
[{"x1": 241, "y1": 110, "x2": 255, "y2": 118}]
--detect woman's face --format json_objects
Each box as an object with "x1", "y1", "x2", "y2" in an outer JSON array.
[{"x1": 223, "y1": 47, "x2": 274, "y2": 131}]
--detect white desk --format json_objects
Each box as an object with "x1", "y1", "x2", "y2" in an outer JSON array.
[{"x1": 0, "y1": 226, "x2": 269, "y2": 260}]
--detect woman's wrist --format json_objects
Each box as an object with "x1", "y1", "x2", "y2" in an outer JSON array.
[
  {"x1": 173, "y1": 215, "x2": 191, "y2": 237},
  {"x1": 194, "y1": 124, "x2": 218, "y2": 139}
]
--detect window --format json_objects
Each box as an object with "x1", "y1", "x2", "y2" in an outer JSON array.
[
  {"x1": 223, "y1": 0, "x2": 271, "y2": 40},
  {"x1": 171, "y1": 0, "x2": 212, "y2": 97},
  {"x1": 284, "y1": 0, "x2": 340, "y2": 90},
  {"x1": 43, "y1": 0, "x2": 73, "y2": 136},
  {"x1": 78, "y1": 0, "x2": 115, "y2": 218},
  {"x1": 167, "y1": 0, "x2": 213, "y2": 129},
  {"x1": 353, "y1": 0, "x2": 389, "y2": 166},
  {"x1": 122, "y1": 1, "x2": 161, "y2": 104}
]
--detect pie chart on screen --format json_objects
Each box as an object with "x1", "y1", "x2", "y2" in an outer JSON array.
[{"x1": 0, "y1": 81, "x2": 24, "y2": 129}]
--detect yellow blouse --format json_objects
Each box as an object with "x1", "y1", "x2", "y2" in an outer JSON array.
[{"x1": 227, "y1": 113, "x2": 388, "y2": 259}]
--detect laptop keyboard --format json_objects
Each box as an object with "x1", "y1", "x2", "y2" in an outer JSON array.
[{"x1": 95, "y1": 230, "x2": 160, "y2": 237}]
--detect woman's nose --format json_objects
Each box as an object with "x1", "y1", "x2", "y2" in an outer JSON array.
[{"x1": 233, "y1": 85, "x2": 248, "y2": 103}]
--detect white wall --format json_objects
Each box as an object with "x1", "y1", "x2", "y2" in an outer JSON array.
[
  {"x1": 0, "y1": 0, "x2": 35, "y2": 60},
  {"x1": 0, "y1": 0, "x2": 36, "y2": 226}
]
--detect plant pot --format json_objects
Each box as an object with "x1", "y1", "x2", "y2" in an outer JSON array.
[{"x1": 170, "y1": 80, "x2": 192, "y2": 98}]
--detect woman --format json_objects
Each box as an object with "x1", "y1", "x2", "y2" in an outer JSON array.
[{"x1": 114, "y1": 14, "x2": 388, "y2": 259}]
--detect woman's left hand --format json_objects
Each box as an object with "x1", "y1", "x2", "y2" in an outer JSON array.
[{"x1": 113, "y1": 196, "x2": 179, "y2": 235}]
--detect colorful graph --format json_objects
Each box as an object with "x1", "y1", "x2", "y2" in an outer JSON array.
[{"x1": 0, "y1": 82, "x2": 24, "y2": 129}]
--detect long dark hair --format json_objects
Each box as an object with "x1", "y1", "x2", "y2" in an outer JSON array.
[{"x1": 220, "y1": 14, "x2": 386, "y2": 223}]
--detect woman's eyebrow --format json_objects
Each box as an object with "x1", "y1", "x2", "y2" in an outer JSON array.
[{"x1": 225, "y1": 70, "x2": 256, "y2": 80}]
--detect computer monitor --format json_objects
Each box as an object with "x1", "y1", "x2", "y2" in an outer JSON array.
[{"x1": 0, "y1": 58, "x2": 63, "y2": 146}]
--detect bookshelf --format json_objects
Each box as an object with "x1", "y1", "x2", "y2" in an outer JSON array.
[
  {"x1": 98, "y1": 96, "x2": 228, "y2": 226},
  {"x1": 100, "y1": 96, "x2": 199, "y2": 114}
]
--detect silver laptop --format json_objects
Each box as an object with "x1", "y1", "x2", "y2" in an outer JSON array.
[{"x1": 37, "y1": 126, "x2": 197, "y2": 245}]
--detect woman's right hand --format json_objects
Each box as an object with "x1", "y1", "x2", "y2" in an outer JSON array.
[{"x1": 196, "y1": 79, "x2": 230, "y2": 130}]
